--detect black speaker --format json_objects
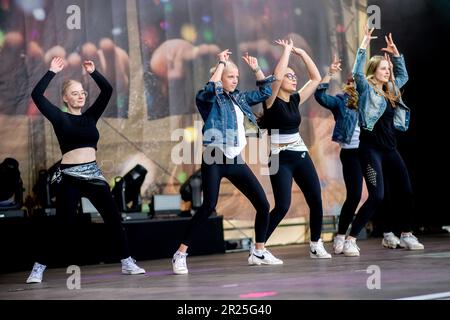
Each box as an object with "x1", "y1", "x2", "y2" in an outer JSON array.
[{"x1": 0, "y1": 157, "x2": 24, "y2": 211}]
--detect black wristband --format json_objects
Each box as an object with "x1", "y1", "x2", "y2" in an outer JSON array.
[{"x1": 218, "y1": 61, "x2": 226, "y2": 67}]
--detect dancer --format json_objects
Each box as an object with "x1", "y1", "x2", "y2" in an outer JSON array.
[
  {"x1": 314, "y1": 55, "x2": 362, "y2": 254},
  {"x1": 27, "y1": 57, "x2": 145, "y2": 283},
  {"x1": 342, "y1": 27, "x2": 424, "y2": 256},
  {"x1": 172, "y1": 49, "x2": 282, "y2": 275},
  {"x1": 261, "y1": 39, "x2": 331, "y2": 259}
]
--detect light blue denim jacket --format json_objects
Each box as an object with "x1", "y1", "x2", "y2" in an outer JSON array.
[
  {"x1": 314, "y1": 83, "x2": 359, "y2": 144},
  {"x1": 352, "y1": 48, "x2": 410, "y2": 132},
  {"x1": 196, "y1": 75, "x2": 275, "y2": 146}
]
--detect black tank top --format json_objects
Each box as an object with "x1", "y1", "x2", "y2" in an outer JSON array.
[{"x1": 262, "y1": 93, "x2": 301, "y2": 135}]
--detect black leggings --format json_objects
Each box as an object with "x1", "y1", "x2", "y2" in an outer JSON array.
[
  {"x1": 35, "y1": 171, "x2": 130, "y2": 265},
  {"x1": 266, "y1": 150, "x2": 323, "y2": 242},
  {"x1": 182, "y1": 149, "x2": 270, "y2": 247},
  {"x1": 349, "y1": 144, "x2": 413, "y2": 237},
  {"x1": 337, "y1": 148, "x2": 363, "y2": 235}
]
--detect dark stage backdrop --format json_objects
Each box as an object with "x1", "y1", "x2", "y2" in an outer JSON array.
[{"x1": 368, "y1": 0, "x2": 450, "y2": 231}]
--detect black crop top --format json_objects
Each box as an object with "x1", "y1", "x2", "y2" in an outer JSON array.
[
  {"x1": 262, "y1": 92, "x2": 301, "y2": 135},
  {"x1": 31, "y1": 70, "x2": 113, "y2": 155}
]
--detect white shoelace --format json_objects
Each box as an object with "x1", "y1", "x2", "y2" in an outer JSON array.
[
  {"x1": 32, "y1": 264, "x2": 45, "y2": 273},
  {"x1": 174, "y1": 253, "x2": 187, "y2": 268},
  {"x1": 402, "y1": 233, "x2": 418, "y2": 241},
  {"x1": 123, "y1": 258, "x2": 140, "y2": 270}
]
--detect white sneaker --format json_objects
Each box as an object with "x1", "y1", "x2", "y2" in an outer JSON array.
[
  {"x1": 333, "y1": 235, "x2": 346, "y2": 254},
  {"x1": 172, "y1": 251, "x2": 189, "y2": 275},
  {"x1": 121, "y1": 257, "x2": 146, "y2": 275},
  {"x1": 382, "y1": 232, "x2": 401, "y2": 249},
  {"x1": 248, "y1": 243, "x2": 255, "y2": 256},
  {"x1": 26, "y1": 262, "x2": 46, "y2": 284},
  {"x1": 400, "y1": 233, "x2": 424, "y2": 250},
  {"x1": 248, "y1": 247, "x2": 284, "y2": 265},
  {"x1": 343, "y1": 238, "x2": 360, "y2": 257},
  {"x1": 310, "y1": 239, "x2": 332, "y2": 259}
]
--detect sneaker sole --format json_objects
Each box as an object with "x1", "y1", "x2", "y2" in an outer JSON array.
[
  {"x1": 248, "y1": 258, "x2": 284, "y2": 265},
  {"x1": 343, "y1": 252, "x2": 360, "y2": 257},
  {"x1": 310, "y1": 254, "x2": 332, "y2": 259},
  {"x1": 122, "y1": 270, "x2": 146, "y2": 275},
  {"x1": 405, "y1": 246, "x2": 424, "y2": 250},
  {"x1": 382, "y1": 240, "x2": 400, "y2": 249},
  {"x1": 382, "y1": 244, "x2": 400, "y2": 249},
  {"x1": 400, "y1": 241, "x2": 424, "y2": 250},
  {"x1": 173, "y1": 269, "x2": 189, "y2": 275},
  {"x1": 248, "y1": 257, "x2": 261, "y2": 266},
  {"x1": 26, "y1": 278, "x2": 42, "y2": 284}
]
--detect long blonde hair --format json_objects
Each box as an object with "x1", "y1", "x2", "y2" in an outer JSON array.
[{"x1": 366, "y1": 55, "x2": 401, "y2": 107}]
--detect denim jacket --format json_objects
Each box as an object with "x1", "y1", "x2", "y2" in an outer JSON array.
[
  {"x1": 196, "y1": 75, "x2": 276, "y2": 146},
  {"x1": 352, "y1": 48, "x2": 410, "y2": 132},
  {"x1": 314, "y1": 83, "x2": 359, "y2": 144}
]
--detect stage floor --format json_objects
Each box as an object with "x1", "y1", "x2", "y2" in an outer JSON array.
[{"x1": 1, "y1": 234, "x2": 449, "y2": 300}]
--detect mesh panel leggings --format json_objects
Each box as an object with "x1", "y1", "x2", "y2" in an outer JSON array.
[{"x1": 349, "y1": 144, "x2": 413, "y2": 237}]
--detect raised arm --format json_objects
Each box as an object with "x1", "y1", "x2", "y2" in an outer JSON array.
[
  {"x1": 314, "y1": 54, "x2": 342, "y2": 112},
  {"x1": 292, "y1": 47, "x2": 322, "y2": 105},
  {"x1": 381, "y1": 33, "x2": 408, "y2": 88},
  {"x1": 195, "y1": 50, "x2": 232, "y2": 118},
  {"x1": 241, "y1": 53, "x2": 275, "y2": 105},
  {"x1": 83, "y1": 60, "x2": 113, "y2": 121},
  {"x1": 242, "y1": 52, "x2": 265, "y2": 81},
  {"x1": 209, "y1": 49, "x2": 231, "y2": 83},
  {"x1": 30, "y1": 56, "x2": 64, "y2": 123},
  {"x1": 196, "y1": 49, "x2": 231, "y2": 106},
  {"x1": 265, "y1": 39, "x2": 293, "y2": 109},
  {"x1": 352, "y1": 26, "x2": 377, "y2": 94}
]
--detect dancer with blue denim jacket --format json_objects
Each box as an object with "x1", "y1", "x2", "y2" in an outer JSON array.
[
  {"x1": 342, "y1": 27, "x2": 424, "y2": 256},
  {"x1": 26, "y1": 57, "x2": 145, "y2": 283},
  {"x1": 261, "y1": 39, "x2": 331, "y2": 259},
  {"x1": 314, "y1": 55, "x2": 362, "y2": 255},
  {"x1": 172, "y1": 49, "x2": 283, "y2": 275}
]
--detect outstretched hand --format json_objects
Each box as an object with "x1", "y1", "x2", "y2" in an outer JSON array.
[
  {"x1": 82, "y1": 60, "x2": 96, "y2": 74},
  {"x1": 218, "y1": 49, "x2": 232, "y2": 62},
  {"x1": 329, "y1": 54, "x2": 342, "y2": 74},
  {"x1": 381, "y1": 33, "x2": 400, "y2": 57},
  {"x1": 242, "y1": 52, "x2": 259, "y2": 71},
  {"x1": 275, "y1": 38, "x2": 294, "y2": 52},
  {"x1": 360, "y1": 25, "x2": 377, "y2": 49}
]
